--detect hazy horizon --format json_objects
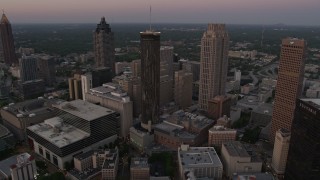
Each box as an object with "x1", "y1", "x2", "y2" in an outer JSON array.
[{"x1": 2, "y1": 0, "x2": 320, "y2": 26}]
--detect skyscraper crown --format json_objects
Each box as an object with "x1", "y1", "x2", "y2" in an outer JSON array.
[{"x1": 1, "y1": 13, "x2": 10, "y2": 24}]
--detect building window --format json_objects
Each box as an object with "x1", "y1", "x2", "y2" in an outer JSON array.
[
  {"x1": 53, "y1": 155, "x2": 58, "y2": 166},
  {"x1": 39, "y1": 146, "x2": 43, "y2": 156},
  {"x1": 45, "y1": 150, "x2": 50, "y2": 160}
]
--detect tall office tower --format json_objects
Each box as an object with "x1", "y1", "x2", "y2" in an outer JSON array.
[
  {"x1": 36, "y1": 55, "x2": 56, "y2": 86},
  {"x1": 270, "y1": 38, "x2": 306, "y2": 142},
  {"x1": 19, "y1": 55, "x2": 38, "y2": 82},
  {"x1": 160, "y1": 46, "x2": 174, "y2": 78},
  {"x1": 0, "y1": 12, "x2": 17, "y2": 66},
  {"x1": 69, "y1": 73, "x2": 83, "y2": 100},
  {"x1": 93, "y1": 17, "x2": 114, "y2": 70},
  {"x1": 140, "y1": 31, "x2": 160, "y2": 131},
  {"x1": 272, "y1": 128, "x2": 290, "y2": 176},
  {"x1": 174, "y1": 70, "x2": 193, "y2": 109},
  {"x1": 199, "y1": 24, "x2": 229, "y2": 111},
  {"x1": 131, "y1": 59, "x2": 141, "y2": 77},
  {"x1": 285, "y1": 99, "x2": 320, "y2": 179}
]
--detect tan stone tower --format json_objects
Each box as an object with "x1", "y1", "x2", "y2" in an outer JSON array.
[
  {"x1": 270, "y1": 38, "x2": 306, "y2": 142},
  {"x1": 199, "y1": 24, "x2": 229, "y2": 111}
]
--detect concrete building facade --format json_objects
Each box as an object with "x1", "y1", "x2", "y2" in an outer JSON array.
[
  {"x1": 174, "y1": 70, "x2": 193, "y2": 109},
  {"x1": 130, "y1": 158, "x2": 150, "y2": 180},
  {"x1": 270, "y1": 38, "x2": 306, "y2": 142},
  {"x1": 272, "y1": 128, "x2": 290, "y2": 175},
  {"x1": 221, "y1": 141, "x2": 262, "y2": 178},
  {"x1": 85, "y1": 83, "x2": 133, "y2": 137},
  {"x1": 199, "y1": 24, "x2": 229, "y2": 111}
]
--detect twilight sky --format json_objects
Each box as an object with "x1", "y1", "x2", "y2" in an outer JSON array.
[{"x1": 2, "y1": 0, "x2": 320, "y2": 25}]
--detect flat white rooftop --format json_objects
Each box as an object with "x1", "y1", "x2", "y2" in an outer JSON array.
[
  {"x1": 28, "y1": 117, "x2": 89, "y2": 148},
  {"x1": 179, "y1": 146, "x2": 222, "y2": 168},
  {"x1": 55, "y1": 99, "x2": 115, "y2": 121}
]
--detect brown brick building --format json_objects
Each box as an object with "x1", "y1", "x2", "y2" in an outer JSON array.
[{"x1": 270, "y1": 38, "x2": 306, "y2": 142}]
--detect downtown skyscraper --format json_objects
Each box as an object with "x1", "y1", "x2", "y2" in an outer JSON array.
[
  {"x1": 140, "y1": 31, "x2": 160, "y2": 131},
  {"x1": 199, "y1": 24, "x2": 229, "y2": 111},
  {"x1": 93, "y1": 17, "x2": 115, "y2": 70},
  {"x1": 0, "y1": 12, "x2": 17, "y2": 66},
  {"x1": 270, "y1": 38, "x2": 306, "y2": 142}
]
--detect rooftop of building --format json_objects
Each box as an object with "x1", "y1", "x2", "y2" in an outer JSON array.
[
  {"x1": 252, "y1": 103, "x2": 273, "y2": 115},
  {"x1": 2, "y1": 97, "x2": 63, "y2": 117},
  {"x1": 300, "y1": 98, "x2": 320, "y2": 108},
  {"x1": 233, "y1": 173, "x2": 274, "y2": 180},
  {"x1": 140, "y1": 30, "x2": 161, "y2": 35},
  {"x1": 223, "y1": 141, "x2": 261, "y2": 162},
  {"x1": 209, "y1": 125, "x2": 236, "y2": 132},
  {"x1": 131, "y1": 157, "x2": 149, "y2": 168},
  {"x1": 167, "y1": 110, "x2": 215, "y2": 129},
  {"x1": 68, "y1": 168, "x2": 101, "y2": 180},
  {"x1": 27, "y1": 117, "x2": 90, "y2": 148},
  {"x1": 179, "y1": 145, "x2": 223, "y2": 168},
  {"x1": 223, "y1": 141, "x2": 250, "y2": 157},
  {"x1": 101, "y1": 149, "x2": 118, "y2": 169},
  {"x1": 0, "y1": 154, "x2": 18, "y2": 178},
  {"x1": 154, "y1": 122, "x2": 197, "y2": 139},
  {"x1": 54, "y1": 99, "x2": 115, "y2": 121},
  {"x1": 277, "y1": 128, "x2": 291, "y2": 138},
  {"x1": 88, "y1": 83, "x2": 131, "y2": 103}
]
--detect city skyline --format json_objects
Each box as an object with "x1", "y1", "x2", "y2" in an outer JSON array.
[{"x1": 2, "y1": 0, "x2": 320, "y2": 25}]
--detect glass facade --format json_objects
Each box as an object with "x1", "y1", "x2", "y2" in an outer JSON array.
[{"x1": 285, "y1": 99, "x2": 320, "y2": 180}]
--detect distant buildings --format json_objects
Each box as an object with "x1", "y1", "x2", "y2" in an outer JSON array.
[
  {"x1": 208, "y1": 125, "x2": 237, "y2": 148},
  {"x1": 10, "y1": 153, "x2": 37, "y2": 180},
  {"x1": 178, "y1": 145, "x2": 223, "y2": 180},
  {"x1": 129, "y1": 126, "x2": 154, "y2": 151},
  {"x1": 27, "y1": 100, "x2": 119, "y2": 169},
  {"x1": 19, "y1": 55, "x2": 38, "y2": 82},
  {"x1": 93, "y1": 17, "x2": 114, "y2": 70},
  {"x1": 250, "y1": 103, "x2": 273, "y2": 128},
  {"x1": 68, "y1": 148, "x2": 119, "y2": 180},
  {"x1": 140, "y1": 31, "x2": 160, "y2": 131},
  {"x1": 285, "y1": 99, "x2": 320, "y2": 179},
  {"x1": 199, "y1": 24, "x2": 229, "y2": 111},
  {"x1": 221, "y1": 141, "x2": 262, "y2": 178},
  {"x1": 154, "y1": 110, "x2": 215, "y2": 149},
  {"x1": 181, "y1": 60, "x2": 200, "y2": 82},
  {"x1": 271, "y1": 128, "x2": 290, "y2": 175},
  {"x1": 0, "y1": 97, "x2": 60, "y2": 141},
  {"x1": 160, "y1": 46, "x2": 174, "y2": 79},
  {"x1": 85, "y1": 83, "x2": 133, "y2": 137},
  {"x1": 36, "y1": 54, "x2": 56, "y2": 86},
  {"x1": 160, "y1": 75, "x2": 173, "y2": 106},
  {"x1": 0, "y1": 12, "x2": 17, "y2": 65},
  {"x1": 270, "y1": 38, "x2": 306, "y2": 142},
  {"x1": 17, "y1": 79, "x2": 45, "y2": 100},
  {"x1": 69, "y1": 73, "x2": 83, "y2": 100},
  {"x1": 130, "y1": 158, "x2": 150, "y2": 180},
  {"x1": 174, "y1": 70, "x2": 193, "y2": 109}
]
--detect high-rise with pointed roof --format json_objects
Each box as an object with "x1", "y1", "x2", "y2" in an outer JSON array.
[
  {"x1": 93, "y1": 17, "x2": 115, "y2": 71},
  {"x1": 199, "y1": 24, "x2": 229, "y2": 111},
  {"x1": 0, "y1": 12, "x2": 17, "y2": 66}
]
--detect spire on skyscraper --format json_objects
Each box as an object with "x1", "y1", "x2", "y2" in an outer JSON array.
[{"x1": 1, "y1": 10, "x2": 10, "y2": 24}]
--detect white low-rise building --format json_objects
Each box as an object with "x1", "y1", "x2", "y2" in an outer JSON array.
[{"x1": 178, "y1": 145, "x2": 223, "y2": 180}]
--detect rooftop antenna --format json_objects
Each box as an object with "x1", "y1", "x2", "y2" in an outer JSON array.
[
  {"x1": 2, "y1": 9, "x2": 4, "y2": 14},
  {"x1": 149, "y1": 5, "x2": 152, "y2": 31}
]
